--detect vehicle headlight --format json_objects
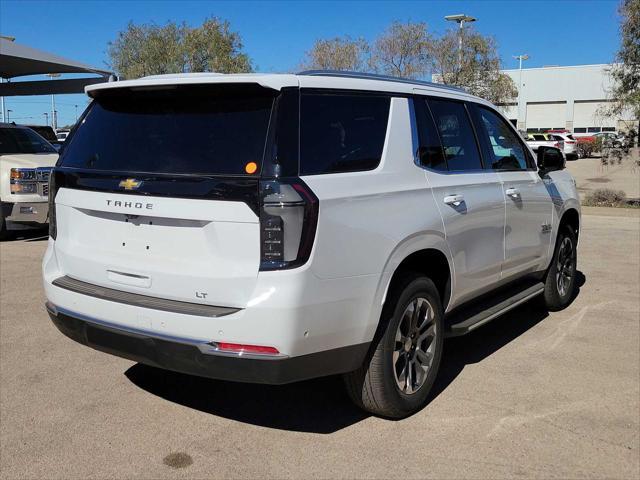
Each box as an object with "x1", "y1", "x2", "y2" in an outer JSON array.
[
  {"x1": 10, "y1": 182, "x2": 38, "y2": 194},
  {"x1": 10, "y1": 168, "x2": 37, "y2": 181},
  {"x1": 10, "y1": 168, "x2": 38, "y2": 194}
]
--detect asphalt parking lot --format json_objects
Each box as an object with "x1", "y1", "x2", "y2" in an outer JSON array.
[{"x1": 1, "y1": 207, "x2": 639, "y2": 479}]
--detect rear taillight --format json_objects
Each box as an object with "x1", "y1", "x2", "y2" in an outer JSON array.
[
  {"x1": 259, "y1": 178, "x2": 318, "y2": 271},
  {"x1": 48, "y1": 170, "x2": 58, "y2": 240}
]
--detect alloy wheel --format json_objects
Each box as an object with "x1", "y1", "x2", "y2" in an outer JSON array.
[
  {"x1": 393, "y1": 297, "x2": 437, "y2": 395},
  {"x1": 556, "y1": 236, "x2": 574, "y2": 298}
]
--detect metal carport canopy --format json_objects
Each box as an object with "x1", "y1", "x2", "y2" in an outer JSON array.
[{"x1": 0, "y1": 37, "x2": 113, "y2": 96}]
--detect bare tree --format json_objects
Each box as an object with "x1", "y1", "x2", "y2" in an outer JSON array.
[
  {"x1": 297, "y1": 20, "x2": 515, "y2": 104},
  {"x1": 108, "y1": 18, "x2": 252, "y2": 79},
  {"x1": 371, "y1": 21, "x2": 431, "y2": 78},
  {"x1": 428, "y1": 27, "x2": 517, "y2": 105},
  {"x1": 300, "y1": 36, "x2": 370, "y2": 72}
]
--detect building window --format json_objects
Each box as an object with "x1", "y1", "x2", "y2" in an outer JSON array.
[
  {"x1": 602, "y1": 127, "x2": 616, "y2": 132},
  {"x1": 573, "y1": 127, "x2": 587, "y2": 133},
  {"x1": 587, "y1": 127, "x2": 602, "y2": 133}
]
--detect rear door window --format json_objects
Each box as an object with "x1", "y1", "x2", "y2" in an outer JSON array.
[
  {"x1": 427, "y1": 98, "x2": 483, "y2": 171},
  {"x1": 59, "y1": 85, "x2": 275, "y2": 175},
  {"x1": 300, "y1": 93, "x2": 390, "y2": 175}
]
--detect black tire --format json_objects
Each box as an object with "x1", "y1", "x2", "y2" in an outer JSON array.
[
  {"x1": 542, "y1": 225, "x2": 577, "y2": 311},
  {"x1": 343, "y1": 273, "x2": 444, "y2": 418}
]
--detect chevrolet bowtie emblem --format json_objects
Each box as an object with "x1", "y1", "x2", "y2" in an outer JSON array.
[{"x1": 119, "y1": 178, "x2": 142, "y2": 190}]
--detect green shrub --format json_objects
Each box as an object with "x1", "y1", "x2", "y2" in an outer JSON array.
[{"x1": 583, "y1": 188, "x2": 627, "y2": 207}]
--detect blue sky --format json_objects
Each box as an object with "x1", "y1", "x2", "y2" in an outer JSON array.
[{"x1": 1, "y1": 0, "x2": 622, "y2": 127}]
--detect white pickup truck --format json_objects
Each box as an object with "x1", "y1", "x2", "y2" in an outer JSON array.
[{"x1": 0, "y1": 123, "x2": 58, "y2": 239}]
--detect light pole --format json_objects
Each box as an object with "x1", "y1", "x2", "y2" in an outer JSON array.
[
  {"x1": 0, "y1": 36, "x2": 15, "y2": 123},
  {"x1": 6, "y1": 109, "x2": 12, "y2": 122},
  {"x1": 444, "y1": 14, "x2": 477, "y2": 71},
  {"x1": 0, "y1": 78, "x2": 5, "y2": 123},
  {"x1": 513, "y1": 54, "x2": 529, "y2": 131},
  {"x1": 43, "y1": 112, "x2": 49, "y2": 126},
  {"x1": 45, "y1": 73, "x2": 61, "y2": 130}
]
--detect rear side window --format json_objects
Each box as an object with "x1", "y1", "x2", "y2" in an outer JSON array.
[
  {"x1": 300, "y1": 93, "x2": 390, "y2": 175},
  {"x1": 427, "y1": 99, "x2": 482, "y2": 171},
  {"x1": 59, "y1": 85, "x2": 275, "y2": 175}
]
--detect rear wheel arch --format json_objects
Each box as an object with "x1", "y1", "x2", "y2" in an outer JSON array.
[{"x1": 383, "y1": 248, "x2": 452, "y2": 314}]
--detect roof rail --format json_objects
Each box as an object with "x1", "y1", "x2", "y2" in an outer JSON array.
[{"x1": 297, "y1": 70, "x2": 467, "y2": 93}]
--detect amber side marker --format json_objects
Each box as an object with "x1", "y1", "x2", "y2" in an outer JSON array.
[{"x1": 245, "y1": 162, "x2": 258, "y2": 174}]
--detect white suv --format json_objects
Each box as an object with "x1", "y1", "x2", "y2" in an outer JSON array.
[{"x1": 43, "y1": 72, "x2": 580, "y2": 418}]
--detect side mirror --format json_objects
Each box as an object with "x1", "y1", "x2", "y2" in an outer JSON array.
[{"x1": 537, "y1": 146, "x2": 565, "y2": 175}]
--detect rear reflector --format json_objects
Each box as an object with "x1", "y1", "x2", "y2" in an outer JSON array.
[{"x1": 213, "y1": 342, "x2": 280, "y2": 355}]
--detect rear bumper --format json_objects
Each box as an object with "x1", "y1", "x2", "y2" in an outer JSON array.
[{"x1": 46, "y1": 303, "x2": 369, "y2": 384}]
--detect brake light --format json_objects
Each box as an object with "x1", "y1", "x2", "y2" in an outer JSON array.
[
  {"x1": 566, "y1": 141, "x2": 576, "y2": 144},
  {"x1": 259, "y1": 178, "x2": 318, "y2": 270},
  {"x1": 213, "y1": 342, "x2": 280, "y2": 355}
]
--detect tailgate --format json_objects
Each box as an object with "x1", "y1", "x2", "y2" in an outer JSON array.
[{"x1": 53, "y1": 187, "x2": 260, "y2": 308}]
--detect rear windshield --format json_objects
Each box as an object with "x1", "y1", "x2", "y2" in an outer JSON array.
[
  {"x1": 0, "y1": 127, "x2": 57, "y2": 154},
  {"x1": 59, "y1": 85, "x2": 275, "y2": 175}
]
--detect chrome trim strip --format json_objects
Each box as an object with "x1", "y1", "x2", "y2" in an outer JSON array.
[
  {"x1": 106, "y1": 270, "x2": 149, "y2": 279},
  {"x1": 47, "y1": 303, "x2": 288, "y2": 360},
  {"x1": 52, "y1": 275, "x2": 240, "y2": 318}
]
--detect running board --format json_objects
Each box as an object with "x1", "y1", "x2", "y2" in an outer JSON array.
[{"x1": 445, "y1": 282, "x2": 545, "y2": 337}]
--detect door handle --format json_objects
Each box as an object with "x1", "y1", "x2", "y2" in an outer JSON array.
[
  {"x1": 505, "y1": 187, "x2": 520, "y2": 198},
  {"x1": 444, "y1": 194, "x2": 464, "y2": 206}
]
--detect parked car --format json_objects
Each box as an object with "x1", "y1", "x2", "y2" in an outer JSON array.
[
  {"x1": 43, "y1": 72, "x2": 580, "y2": 418},
  {"x1": 23, "y1": 124, "x2": 63, "y2": 151},
  {"x1": 526, "y1": 133, "x2": 565, "y2": 154},
  {"x1": 549, "y1": 133, "x2": 578, "y2": 159},
  {"x1": 0, "y1": 123, "x2": 57, "y2": 239},
  {"x1": 593, "y1": 131, "x2": 624, "y2": 148}
]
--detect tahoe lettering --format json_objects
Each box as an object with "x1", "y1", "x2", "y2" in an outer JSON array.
[{"x1": 106, "y1": 199, "x2": 153, "y2": 210}]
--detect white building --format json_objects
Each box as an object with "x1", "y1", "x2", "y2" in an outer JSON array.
[{"x1": 499, "y1": 64, "x2": 637, "y2": 134}]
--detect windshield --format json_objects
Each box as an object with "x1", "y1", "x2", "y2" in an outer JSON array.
[
  {"x1": 59, "y1": 84, "x2": 276, "y2": 175},
  {"x1": 0, "y1": 127, "x2": 57, "y2": 154}
]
